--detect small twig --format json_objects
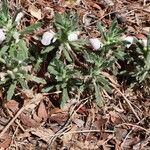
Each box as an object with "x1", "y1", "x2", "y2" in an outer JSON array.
[
  {"x1": 48, "y1": 129, "x2": 107, "y2": 138},
  {"x1": 89, "y1": 10, "x2": 119, "y2": 26},
  {"x1": 7, "y1": 109, "x2": 25, "y2": 132},
  {"x1": 119, "y1": 117, "x2": 149, "y2": 149},
  {"x1": 117, "y1": 123, "x2": 150, "y2": 133},
  {"x1": 120, "y1": 121, "x2": 150, "y2": 149},
  {"x1": 0, "y1": 106, "x2": 25, "y2": 138},
  {"x1": 9, "y1": 125, "x2": 19, "y2": 150}
]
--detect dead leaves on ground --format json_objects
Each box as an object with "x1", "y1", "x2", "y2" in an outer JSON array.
[{"x1": 0, "y1": 92, "x2": 150, "y2": 149}]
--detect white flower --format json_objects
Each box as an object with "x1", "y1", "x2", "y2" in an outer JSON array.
[
  {"x1": 41, "y1": 31, "x2": 56, "y2": 46},
  {"x1": 0, "y1": 29, "x2": 6, "y2": 44},
  {"x1": 89, "y1": 38, "x2": 103, "y2": 50},
  {"x1": 68, "y1": 31, "x2": 80, "y2": 42},
  {"x1": 139, "y1": 39, "x2": 147, "y2": 47},
  {"x1": 15, "y1": 12, "x2": 24, "y2": 25},
  {"x1": 123, "y1": 36, "x2": 134, "y2": 48}
]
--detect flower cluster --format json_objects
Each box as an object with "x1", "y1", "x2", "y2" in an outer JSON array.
[
  {"x1": 41, "y1": 30, "x2": 148, "y2": 50},
  {"x1": 41, "y1": 30, "x2": 104, "y2": 50},
  {"x1": 41, "y1": 30, "x2": 81, "y2": 46}
]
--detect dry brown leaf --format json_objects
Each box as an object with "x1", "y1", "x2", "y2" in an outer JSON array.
[
  {"x1": 92, "y1": 117, "x2": 107, "y2": 129},
  {"x1": 0, "y1": 90, "x2": 3, "y2": 99},
  {"x1": 113, "y1": 106, "x2": 124, "y2": 113},
  {"x1": 135, "y1": 33, "x2": 147, "y2": 40},
  {"x1": 20, "y1": 113, "x2": 39, "y2": 128},
  {"x1": 121, "y1": 137, "x2": 140, "y2": 149},
  {"x1": 37, "y1": 101, "x2": 48, "y2": 121},
  {"x1": 128, "y1": 26, "x2": 136, "y2": 34},
  {"x1": 5, "y1": 100, "x2": 19, "y2": 114},
  {"x1": 115, "y1": 127, "x2": 128, "y2": 141},
  {"x1": 50, "y1": 108, "x2": 62, "y2": 114},
  {"x1": 109, "y1": 111, "x2": 122, "y2": 124},
  {"x1": 133, "y1": 143, "x2": 141, "y2": 150},
  {"x1": 30, "y1": 127, "x2": 54, "y2": 143},
  {"x1": 28, "y1": 5, "x2": 42, "y2": 20},
  {"x1": 143, "y1": 27, "x2": 150, "y2": 33},
  {"x1": 73, "y1": 118, "x2": 84, "y2": 128},
  {"x1": 0, "y1": 138, "x2": 11, "y2": 149},
  {"x1": 63, "y1": 125, "x2": 77, "y2": 144},
  {"x1": 0, "y1": 116, "x2": 9, "y2": 126},
  {"x1": 33, "y1": 113, "x2": 42, "y2": 123},
  {"x1": 50, "y1": 113, "x2": 68, "y2": 125},
  {"x1": 17, "y1": 132, "x2": 31, "y2": 140}
]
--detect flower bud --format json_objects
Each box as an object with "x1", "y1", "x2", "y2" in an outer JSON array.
[
  {"x1": 68, "y1": 31, "x2": 79, "y2": 41},
  {"x1": 123, "y1": 36, "x2": 134, "y2": 48},
  {"x1": 140, "y1": 39, "x2": 147, "y2": 48},
  {"x1": 41, "y1": 31, "x2": 55, "y2": 46},
  {"x1": 0, "y1": 29, "x2": 6, "y2": 44},
  {"x1": 89, "y1": 38, "x2": 103, "y2": 50}
]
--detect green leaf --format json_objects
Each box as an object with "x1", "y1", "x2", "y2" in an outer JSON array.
[
  {"x1": 27, "y1": 75, "x2": 46, "y2": 84},
  {"x1": 0, "y1": 58, "x2": 6, "y2": 64},
  {"x1": 54, "y1": 12, "x2": 63, "y2": 26},
  {"x1": 147, "y1": 32, "x2": 150, "y2": 50},
  {"x1": 2, "y1": 0, "x2": 8, "y2": 20},
  {"x1": 41, "y1": 46, "x2": 55, "y2": 54},
  {"x1": 7, "y1": 81, "x2": 17, "y2": 100},
  {"x1": 42, "y1": 86, "x2": 54, "y2": 93},
  {"x1": 114, "y1": 50, "x2": 125, "y2": 60},
  {"x1": 0, "y1": 45, "x2": 9, "y2": 57},
  {"x1": 20, "y1": 22, "x2": 42, "y2": 35},
  {"x1": 48, "y1": 59, "x2": 65, "y2": 76},
  {"x1": 60, "y1": 87, "x2": 69, "y2": 108},
  {"x1": 70, "y1": 40, "x2": 88, "y2": 49},
  {"x1": 9, "y1": 44, "x2": 18, "y2": 59},
  {"x1": 109, "y1": 19, "x2": 117, "y2": 33},
  {"x1": 97, "y1": 22, "x2": 107, "y2": 41},
  {"x1": 17, "y1": 40, "x2": 28, "y2": 61},
  {"x1": 63, "y1": 48, "x2": 72, "y2": 62},
  {"x1": 145, "y1": 52, "x2": 150, "y2": 69},
  {"x1": 33, "y1": 57, "x2": 43, "y2": 72},
  {"x1": 139, "y1": 71, "x2": 148, "y2": 82},
  {"x1": 103, "y1": 84, "x2": 112, "y2": 94},
  {"x1": 97, "y1": 75, "x2": 109, "y2": 85},
  {"x1": 94, "y1": 82, "x2": 103, "y2": 107},
  {"x1": 48, "y1": 65, "x2": 59, "y2": 75},
  {"x1": 18, "y1": 78, "x2": 29, "y2": 89}
]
